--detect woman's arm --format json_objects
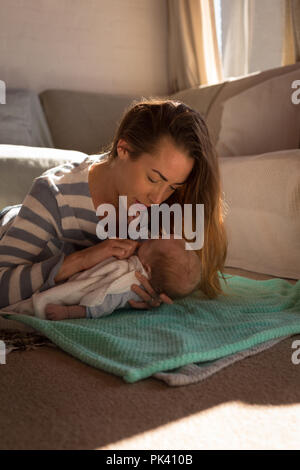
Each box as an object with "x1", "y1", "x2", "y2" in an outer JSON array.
[
  {"x1": 0, "y1": 172, "x2": 138, "y2": 309},
  {"x1": 54, "y1": 238, "x2": 140, "y2": 283},
  {"x1": 0, "y1": 178, "x2": 67, "y2": 308}
]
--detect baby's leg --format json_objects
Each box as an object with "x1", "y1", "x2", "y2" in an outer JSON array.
[{"x1": 45, "y1": 304, "x2": 86, "y2": 320}]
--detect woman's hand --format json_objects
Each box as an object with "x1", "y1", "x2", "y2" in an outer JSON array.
[
  {"x1": 129, "y1": 271, "x2": 173, "y2": 310},
  {"x1": 55, "y1": 238, "x2": 140, "y2": 282},
  {"x1": 104, "y1": 238, "x2": 140, "y2": 260}
]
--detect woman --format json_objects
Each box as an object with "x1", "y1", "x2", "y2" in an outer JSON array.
[{"x1": 0, "y1": 98, "x2": 227, "y2": 311}]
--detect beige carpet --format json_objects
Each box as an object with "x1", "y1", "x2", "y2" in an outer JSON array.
[{"x1": 0, "y1": 267, "x2": 299, "y2": 450}]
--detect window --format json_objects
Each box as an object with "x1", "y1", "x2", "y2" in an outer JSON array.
[{"x1": 214, "y1": 0, "x2": 285, "y2": 79}]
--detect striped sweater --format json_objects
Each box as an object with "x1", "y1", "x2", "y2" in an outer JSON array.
[{"x1": 0, "y1": 154, "x2": 105, "y2": 308}]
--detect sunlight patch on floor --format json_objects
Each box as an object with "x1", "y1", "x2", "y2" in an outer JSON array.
[{"x1": 98, "y1": 401, "x2": 300, "y2": 450}]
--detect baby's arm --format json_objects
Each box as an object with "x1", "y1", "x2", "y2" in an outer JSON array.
[{"x1": 45, "y1": 304, "x2": 86, "y2": 321}]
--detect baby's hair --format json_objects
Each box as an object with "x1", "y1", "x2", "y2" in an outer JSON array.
[{"x1": 149, "y1": 245, "x2": 201, "y2": 300}]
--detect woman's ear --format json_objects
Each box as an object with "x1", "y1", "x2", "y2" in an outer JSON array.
[
  {"x1": 144, "y1": 263, "x2": 152, "y2": 278},
  {"x1": 117, "y1": 139, "x2": 131, "y2": 160}
]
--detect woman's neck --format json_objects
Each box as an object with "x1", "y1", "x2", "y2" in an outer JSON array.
[{"x1": 88, "y1": 160, "x2": 119, "y2": 211}]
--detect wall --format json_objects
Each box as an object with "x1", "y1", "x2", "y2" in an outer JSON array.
[{"x1": 0, "y1": 0, "x2": 168, "y2": 95}]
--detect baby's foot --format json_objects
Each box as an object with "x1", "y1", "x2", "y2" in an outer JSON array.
[{"x1": 45, "y1": 304, "x2": 70, "y2": 321}]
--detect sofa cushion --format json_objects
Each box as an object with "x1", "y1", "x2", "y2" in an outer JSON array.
[
  {"x1": 169, "y1": 82, "x2": 226, "y2": 117},
  {"x1": 170, "y1": 63, "x2": 300, "y2": 147},
  {"x1": 0, "y1": 90, "x2": 54, "y2": 149},
  {"x1": 39, "y1": 64, "x2": 300, "y2": 154},
  {"x1": 220, "y1": 149, "x2": 300, "y2": 279},
  {"x1": 216, "y1": 70, "x2": 300, "y2": 157},
  {"x1": 0, "y1": 145, "x2": 87, "y2": 209},
  {"x1": 207, "y1": 62, "x2": 300, "y2": 146},
  {"x1": 40, "y1": 90, "x2": 137, "y2": 154}
]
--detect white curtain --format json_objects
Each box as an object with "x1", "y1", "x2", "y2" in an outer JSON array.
[
  {"x1": 222, "y1": 0, "x2": 253, "y2": 77},
  {"x1": 222, "y1": 0, "x2": 285, "y2": 79},
  {"x1": 292, "y1": 0, "x2": 300, "y2": 61},
  {"x1": 167, "y1": 0, "x2": 223, "y2": 93},
  {"x1": 283, "y1": 0, "x2": 300, "y2": 64}
]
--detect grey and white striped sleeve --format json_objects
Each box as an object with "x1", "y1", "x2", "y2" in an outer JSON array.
[{"x1": 0, "y1": 177, "x2": 67, "y2": 308}]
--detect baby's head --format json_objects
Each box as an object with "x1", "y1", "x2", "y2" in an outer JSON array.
[{"x1": 137, "y1": 237, "x2": 201, "y2": 300}]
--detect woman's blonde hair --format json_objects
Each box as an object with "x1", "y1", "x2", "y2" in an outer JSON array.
[{"x1": 101, "y1": 98, "x2": 228, "y2": 299}]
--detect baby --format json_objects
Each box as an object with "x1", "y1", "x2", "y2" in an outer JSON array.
[{"x1": 43, "y1": 237, "x2": 201, "y2": 321}]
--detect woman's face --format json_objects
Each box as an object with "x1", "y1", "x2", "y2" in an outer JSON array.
[{"x1": 115, "y1": 136, "x2": 194, "y2": 208}]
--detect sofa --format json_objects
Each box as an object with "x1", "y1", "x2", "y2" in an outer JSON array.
[{"x1": 0, "y1": 63, "x2": 299, "y2": 450}]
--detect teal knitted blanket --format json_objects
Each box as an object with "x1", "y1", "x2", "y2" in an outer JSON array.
[{"x1": 2, "y1": 274, "x2": 300, "y2": 383}]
